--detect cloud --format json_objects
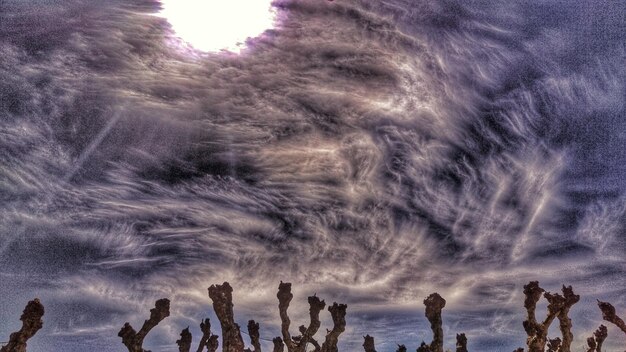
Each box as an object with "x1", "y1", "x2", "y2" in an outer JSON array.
[{"x1": 0, "y1": 0, "x2": 624, "y2": 351}]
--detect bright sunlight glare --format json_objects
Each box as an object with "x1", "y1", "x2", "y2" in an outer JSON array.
[{"x1": 159, "y1": 0, "x2": 277, "y2": 53}]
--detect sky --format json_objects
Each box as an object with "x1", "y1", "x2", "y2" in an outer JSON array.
[{"x1": 0, "y1": 0, "x2": 625, "y2": 351}]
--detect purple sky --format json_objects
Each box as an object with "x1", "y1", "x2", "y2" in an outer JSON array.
[{"x1": 1, "y1": 0, "x2": 625, "y2": 351}]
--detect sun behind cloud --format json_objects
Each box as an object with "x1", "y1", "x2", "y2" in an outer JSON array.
[{"x1": 158, "y1": 0, "x2": 277, "y2": 53}]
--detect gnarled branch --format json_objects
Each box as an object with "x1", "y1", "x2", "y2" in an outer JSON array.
[
  {"x1": 277, "y1": 282, "x2": 326, "y2": 352},
  {"x1": 598, "y1": 300, "x2": 626, "y2": 335},
  {"x1": 456, "y1": 333, "x2": 467, "y2": 352},
  {"x1": 362, "y1": 335, "x2": 376, "y2": 352},
  {"x1": 197, "y1": 318, "x2": 219, "y2": 352},
  {"x1": 320, "y1": 303, "x2": 347, "y2": 352},
  {"x1": 208, "y1": 282, "x2": 245, "y2": 352},
  {"x1": 272, "y1": 337, "x2": 284, "y2": 352},
  {"x1": 522, "y1": 282, "x2": 576, "y2": 352},
  {"x1": 247, "y1": 320, "x2": 261, "y2": 352},
  {"x1": 586, "y1": 325, "x2": 607, "y2": 352},
  {"x1": 424, "y1": 293, "x2": 446, "y2": 352},
  {"x1": 0, "y1": 299, "x2": 45, "y2": 352},
  {"x1": 118, "y1": 298, "x2": 170, "y2": 352},
  {"x1": 177, "y1": 327, "x2": 192, "y2": 352},
  {"x1": 556, "y1": 286, "x2": 579, "y2": 352}
]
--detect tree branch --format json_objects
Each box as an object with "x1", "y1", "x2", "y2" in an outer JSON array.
[
  {"x1": 320, "y1": 303, "x2": 347, "y2": 352},
  {"x1": 424, "y1": 293, "x2": 446, "y2": 352},
  {"x1": 586, "y1": 325, "x2": 607, "y2": 352},
  {"x1": 272, "y1": 337, "x2": 284, "y2": 352},
  {"x1": 247, "y1": 320, "x2": 261, "y2": 352},
  {"x1": 456, "y1": 333, "x2": 467, "y2": 352},
  {"x1": 362, "y1": 335, "x2": 376, "y2": 352},
  {"x1": 177, "y1": 327, "x2": 192, "y2": 352},
  {"x1": 0, "y1": 299, "x2": 44, "y2": 352},
  {"x1": 118, "y1": 298, "x2": 170, "y2": 352},
  {"x1": 208, "y1": 282, "x2": 245, "y2": 352},
  {"x1": 598, "y1": 300, "x2": 626, "y2": 335}
]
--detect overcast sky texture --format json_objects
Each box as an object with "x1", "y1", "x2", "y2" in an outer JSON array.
[{"x1": 1, "y1": 0, "x2": 625, "y2": 351}]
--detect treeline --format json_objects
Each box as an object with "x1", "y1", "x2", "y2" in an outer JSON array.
[{"x1": 1, "y1": 281, "x2": 625, "y2": 352}]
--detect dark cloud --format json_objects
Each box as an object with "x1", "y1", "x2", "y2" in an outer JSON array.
[{"x1": 1, "y1": 0, "x2": 624, "y2": 351}]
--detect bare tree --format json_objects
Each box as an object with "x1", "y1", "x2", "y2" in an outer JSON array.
[
  {"x1": 177, "y1": 327, "x2": 193, "y2": 352},
  {"x1": 522, "y1": 282, "x2": 578, "y2": 352},
  {"x1": 554, "y1": 286, "x2": 579, "y2": 352},
  {"x1": 455, "y1": 333, "x2": 467, "y2": 352},
  {"x1": 597, "y1": 300, "x2": 626, "y2": 335},
  {"x1": 118, "y1": 298, "x2": 170, "y2": 352},
  {"x1": 277, "y1": 282, "x2": 325, "y2": 352},
  {"x1": 197, "y1": 319, "x2": 219, "y2": 352},
  {"x1": 586, "y1": 325, "x2": 607, "y2": 352},
  {"x1": 320, "y1": 303, "x2": 347, "y2": 352},
  {"x1": 272, "y1": 337, "x2": 284, "y2": 352},
  {"x1": 362, "y1": 335, "x2": 376, "y2": 352},
  {"x1": 424, "y1": 293, "x2": 446, "y2": 352},
  {"x1": 247, "y1": 320, "x2": 261, "y2": 352},
  {"x1": 208, "y1": 282, "x2": 245, "y2": 352},
  {"x1": 0, "y1": 299, "x2": 44, "y2": 352}
]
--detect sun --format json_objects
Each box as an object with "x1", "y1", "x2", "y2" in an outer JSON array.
[{"x1": 158, "y1": 0, "x2": 277, "y2": 53}]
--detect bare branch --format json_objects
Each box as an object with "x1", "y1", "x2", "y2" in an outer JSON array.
[
  {"x1": 118, "y1": 298, "x2": 170, "y2": 352},
  {"x1": 456, "y1": 333, "x2": 467, "y2": 352},
  {"x1": 424, "y1": 293, "x2": 446, "y2": 352},
  {"x1": 177, "y1": 327, "x2": 192, "y2": 352},
  {"x1": 247, "y1": 320, "x2": 261, "y2": 352},
  {"x1": 197, "y1": 319, "x2": 214, "y2": 352},
  {"x1": 362, "y1": 335, "x2": 376, "y2": 352},
  {"x1": 320, "y1": 303, "x2": 347, "y2": 352},
  {"x1": 0, "y1": 299, "x2": 45, "y2": 352},
  {"x1": 272, "y1": 337, "x2": 284, "y2": 352},
  {"x1": 556, "y1": 286, "x2": 579, "y2": 352},
  {"x1": 208, "y1": 282, "x2": 245, "y2": 352},
  {"x1": 598, "y1": 300, "x2": 626, "y2": 335},
  {"x1": 277, "y1": 282, "x2": 296, "y2": 352},
  {"x1": 416, "y1": 342, "x2": 430, "y2": 352},
  {"x1": 586, "y1": 325, "x2": 607, "y2": 352},
  {"x1": 207, "y1": 335, "x2": 219, "y2": 352}
]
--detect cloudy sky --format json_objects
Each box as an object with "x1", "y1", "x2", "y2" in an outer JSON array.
[{"x1": 1, "y1": 0, "x2": 625, "y2": 351}]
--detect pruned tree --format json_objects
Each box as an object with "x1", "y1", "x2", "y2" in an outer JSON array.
[
  {"x1": 272, "y1": 337, "x2": 285, "y2": 352},
  {"x1": 118, "y1": 298, "x2": 170, "y2": 352},
  {"x1": 586, "y1": 325, "x2": 607, "y2": 352},
  {"x1": 553, "y1": 286, "x2": 579, "y2": 352},
  {"x1": 247, "y1": 320, "x2": 261, "y2": 352},
  {"x1": 0, "y1": 298, "x2": 45, "y2": 352},
  {"x1": 597, "y1": 300, "x2": 626, "y2": 335},
  {"x1": 277, "y1": 281, "x2": 326, "y2": 352},
  {"x1": 320, "y1": 303, "x2": 347, "y2": 352},
  {"x1": 197, "y1": 318, "x2": 219, "y2": 352},
  {"x1": 362, "y1": 335, "x2": 376, "y2": 352},
  {"x1": 522, "y1": 282, "x2": 579, "y2": 352},
  {"x1": 455, "y1": 333, "x2": 467, "y2": 352},
  {"x1": 416, "y1": 342, "x2": 429, "y2": 352},
  {"x1": 177, "y1": 327, "x2": 193, "y2": 352},
  {"x1": 424, "y1": 293, "x2": 446, "y2": 352},
  {"x1": 208, "y1": 282, "x2": 245, "y2": 352}
]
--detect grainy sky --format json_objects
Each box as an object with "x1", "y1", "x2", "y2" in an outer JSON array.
[{"x1": 1, "y1": 0, "x2": 625, "y2": 351}]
